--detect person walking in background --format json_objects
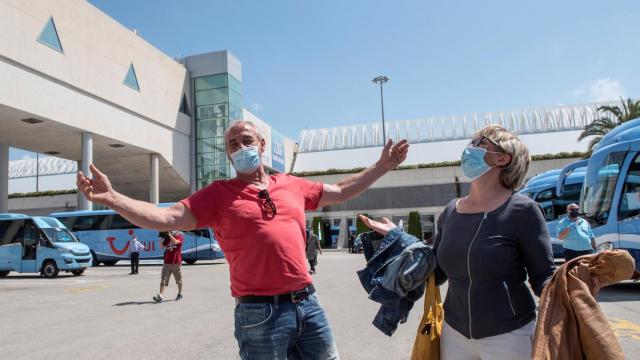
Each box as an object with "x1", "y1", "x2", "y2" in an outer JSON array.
[
  {"x1": 361, "y1": 124, "x2": 556, "y2": 359},
  {"x1": 128, "y1": 234, "x2": 145, "y2": 275},
  {"x1": 306, "y1": 229, "x2": 323, "y2": 274},
  {"x1": 348, "y1": 233, "x2": 355, "y2": 253},
  {"x1": 153, "y1": 231, "x2": 184, "y2": 302},
  {"x1": 557, "y1": 203, "x2": 597, "y2": 261}
]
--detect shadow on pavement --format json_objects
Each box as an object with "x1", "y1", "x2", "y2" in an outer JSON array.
[
  {"x1": 597, "y1": 282, "x2": 640, "y2": 302},
  {"x1": 113, "y1": 300, "x2": 174, "y2": 306},
  {"x1": 0, "y1": 275, "x2": 76, "y2": 280}
]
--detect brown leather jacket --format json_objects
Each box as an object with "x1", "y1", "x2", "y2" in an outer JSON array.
[{"x1": 532, "y1": 250, "x2": 636, "y2": 360}]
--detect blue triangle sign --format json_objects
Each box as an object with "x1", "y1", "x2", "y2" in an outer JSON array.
[
  {"x1": 37, "y1": 17, "x2": 63, "y2": 53},
  {"x1": 123, "y1": 64, "x2": 140, "y2": 91}
]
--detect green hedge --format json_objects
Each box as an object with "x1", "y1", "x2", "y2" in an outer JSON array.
[
  {"x1": 408, "y1": 211, "x2": 422, "y2": 239},
  {"x1": 292, "y1": 152, "x2": 585, "y2": 177},
  {"x1": 9, "y1": 189, "x2": 77, "y2": 199}
]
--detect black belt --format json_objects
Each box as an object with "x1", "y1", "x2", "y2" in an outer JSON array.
[{"x1": 236, "y1": 284, "x2": 315, "y2": 304}]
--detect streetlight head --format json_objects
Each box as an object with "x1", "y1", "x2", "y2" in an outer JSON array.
[{"x1": 372, "y1": 75, "x2": 389, "y2": 84}]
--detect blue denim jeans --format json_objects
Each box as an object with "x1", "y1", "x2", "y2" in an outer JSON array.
[{"x1": 234, "y1": 294, "x2": 339, "y2": 359}]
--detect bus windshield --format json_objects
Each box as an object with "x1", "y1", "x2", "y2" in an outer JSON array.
[
  {"x1": 42, "y1": 228, "x2": 78, "y2": 243},
  {"x1": 581, "y1": 151, "x2": 626, "y2": 226}
]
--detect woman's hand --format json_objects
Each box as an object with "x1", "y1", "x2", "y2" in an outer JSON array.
[{"x1": 358, "y1": 215, "x2": 397, "y2": 236}]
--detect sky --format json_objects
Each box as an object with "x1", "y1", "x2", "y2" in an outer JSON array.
[{"x1": 11, "y1": 0, "x2": 640, "y2": 159}]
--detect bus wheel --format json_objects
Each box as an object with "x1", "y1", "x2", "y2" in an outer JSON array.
[
  {"x1": 42, "y1": 261, "x2": 59, "y2": 278},
  {"x1": 184, "y1": 259, "x2": 197, "y2": 265},
  {"x1": 71, "y1": 269, "x2": 85, "y2": 276},
  {"x1": 102, "y1": 261, "x2": 118, "y2": 266},
  {"x1": 91, "y1": 251, "x2": 100, "y2": 267},
  {"x1": 0, "y1": 271, "x2": 9, "y2": 277}
]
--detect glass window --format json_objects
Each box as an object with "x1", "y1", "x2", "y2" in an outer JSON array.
[
  {"x1": 42, "y1": 228, "x2": 77, "y2": 243},
  {"x1": 197, "y1": 166, "x2": 215, "y2": 180},
  {"x1": 582, "y1": 151, "x2": 626, "y2": 226},
  {"x1": 197, "y1": 136, "x2": 226, "y2": 153},
  {"x1": 229, "y1": 89, "x2": 242, "y2": 108},
  {"x1": 196, "y1": 119, "x2": 225, "y2": 139},
  {"x1": 618, "y1": 153, "x2": 640, "y2": 220},
  {"x1": 197, "y1": 152, "x2": 228, "y2": 167},
  {"x1": 197, "y1": 104, "x2": 227, "y2": 120},
  {"x1": 195, "y1": 88, "x2": 228, "y2": 106},
  {"x1": 109, "y1": 215, "x2": 139, "y2": 230},
  {"x1": 535, "y1": 189, "x2": 554, "y2": 202},
  {"x1": 420, "y1": 214, "x2": 436, "y2": 243},
  {"x1": 229, "y1": 105, "x2": 243, "y2": 121},
  {"x1": 57, "y1": 216, "x2": 75, "y2": 230},
  {"x1": 37, "y1": 17, "x2": 63, "y2": 53},
  {"x1": 0, "y1": 220, "x2": 20, "y2": 246},
  {"x1": 179, "y1": 94, "x2": 190, "y2": 115},
  {"x1": 68, "y1": 215, "x2": 109, "y2": 232},
  {"x1": 392, "y1": 215, "x2": 409, "y2": 230},
  {"x1": 228, "y1": 75, "x2": 242, "y2": 95},
  {"x1": 195, "y1": 74, "x2": 227, "y2": 91},
  {"x1": 123, "y1": 64, "x2": 140, "y2": 91}
]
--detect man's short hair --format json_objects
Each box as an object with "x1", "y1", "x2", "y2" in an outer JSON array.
[{"x1": 223, "y1": 120, "x2": 264, "y2": 142}]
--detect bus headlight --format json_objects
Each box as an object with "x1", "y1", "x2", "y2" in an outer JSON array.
[
  {"x1": 597, "y1": 242, "x2": 614, "y2": 252},
  {"x1": 56, "y1": 247, "x2": 72, "y2": 254}
]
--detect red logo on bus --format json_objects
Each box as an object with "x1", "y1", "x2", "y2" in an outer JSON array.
[{"x1": 106, "y1": 236, "x2": 129, "y2": 255}]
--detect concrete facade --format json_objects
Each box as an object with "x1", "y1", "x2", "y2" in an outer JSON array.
[{"x1": 0, "y1": 0, "x2": 295, "y2": 212}]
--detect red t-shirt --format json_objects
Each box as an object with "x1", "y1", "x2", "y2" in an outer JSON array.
[
  {"x1": 180, "y1": 174, "x2": 323, "y2": 297},
  {"x1": 163, "y1": 233, "x2": 183, "y2": 264}
]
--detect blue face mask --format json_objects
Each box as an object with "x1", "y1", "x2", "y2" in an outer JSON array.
[
  {"x1": 230, "y1": 146, "x2": 261, "y2": 174},
  {"x1": 461, "y1": 146, "x2": 493, "y2": 180}
]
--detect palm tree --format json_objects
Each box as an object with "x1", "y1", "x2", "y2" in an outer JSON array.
[{"x1": 578, "y1": 97, "x2": 640, "y2": 155}]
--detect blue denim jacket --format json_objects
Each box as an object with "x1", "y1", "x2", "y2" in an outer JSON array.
[{"x1": 356, "y1": 227, "x2": 436, "y2": 336}]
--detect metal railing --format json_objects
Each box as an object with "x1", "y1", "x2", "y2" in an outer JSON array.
[
  {"x1": 9, "y1": 157, "x2": 77, "y2": 179},
  {"x1": 298, "y1": 101, "x2": 614, "y2": 152}
]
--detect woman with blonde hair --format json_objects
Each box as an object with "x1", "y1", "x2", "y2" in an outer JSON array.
[{"x1": 360, "y1": 124, "x2": 555, "y2": 359}]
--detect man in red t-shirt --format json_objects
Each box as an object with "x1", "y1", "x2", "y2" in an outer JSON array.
[
  {"x1": 153, "y1": 231, "x2": 183, "y2": 303},
  {"x1": 77, "y1": 121, "x2": 409, "y2": 359}
]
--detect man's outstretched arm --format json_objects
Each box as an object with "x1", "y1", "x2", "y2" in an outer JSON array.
[
  {"x1": 318, "y1": 139, "x2": 409, "y2": 207},
  {"x1": 77, "y1": 164, "x2": 197, "y2": 231}
]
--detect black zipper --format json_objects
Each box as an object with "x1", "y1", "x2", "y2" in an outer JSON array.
[
  {"x1": 502, "y1": 281, "x2": 516, "y2": 316},
  {"x1": 466, "y1": 212, "x2": 487, "y2": 339}
]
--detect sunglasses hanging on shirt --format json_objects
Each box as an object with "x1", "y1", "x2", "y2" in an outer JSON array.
[{"x1": 258, "y1": 189, "x2": 277, "y2": 216}]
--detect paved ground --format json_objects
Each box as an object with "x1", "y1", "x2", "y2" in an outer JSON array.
[{"x1": 1, "y1": 252, "x2": 639, "y2": 359}]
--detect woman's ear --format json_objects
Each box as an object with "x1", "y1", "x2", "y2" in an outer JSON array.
[{"x1": 499, "y1": 153, "x2": 512, "y2": 167}]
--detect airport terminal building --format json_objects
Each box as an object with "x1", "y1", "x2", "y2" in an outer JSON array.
[
  {"x1": 1, "y1": 0, "x2": 611, "y2": 248},
  {"x1": 0, "y1": 0, "x2": 295, "y2": 214}
]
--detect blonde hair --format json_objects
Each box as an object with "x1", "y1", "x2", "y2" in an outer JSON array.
[{"x1": 475, "y1": 124, "x2": 531, "y2": 190}]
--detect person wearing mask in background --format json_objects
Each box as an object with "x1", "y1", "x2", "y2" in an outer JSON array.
[
  {"x1": 306, "y1": 229, "x2": 323, "y2": 274},
  {"x1": 128, "y1": 234, "x2": 145, "y2": 275},
  {"x1": 153, "y1": 231, "x2": 184, "y2": 302},
  {"x1": 557, "y1": 203, "x2": 597, "y2": 261},
  {"x1": 76, "y1": 120, "x2": 409, "y2": 360},
  {"x1": 361, "y1": 124, "x2": 555, "y2": 360}
]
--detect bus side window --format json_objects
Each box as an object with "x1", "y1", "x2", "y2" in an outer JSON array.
[
  {"x1": 0, "y1": 221, "x2": 12, "y2": 246},
  {"x1": 109, "y1": 215, "x2": 140, "y2": 230},
  {"x1": 535, "y1": 189, "x2": 556, "y2": 221},
  {"x1": 22, "y1": 221, "x2": 38, "y2": 259},
  {"x1": 619, "y1": 153, "x2": 640, "y2": 220},
  {"x1": 58, "y1": 217, "x2": 75, "y2": 230}
]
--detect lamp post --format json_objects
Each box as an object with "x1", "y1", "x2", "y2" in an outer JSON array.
[{"x1": 372, "y1": 75, "x2": 389, "y2": 144}]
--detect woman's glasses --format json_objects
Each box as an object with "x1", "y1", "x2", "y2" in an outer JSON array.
[
  {"x1": 258, "y1": 189, "x2": 277, "y2": 216},
  {"x1": 470, "y1": 136, "x2": 504, "y2": 153}
]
